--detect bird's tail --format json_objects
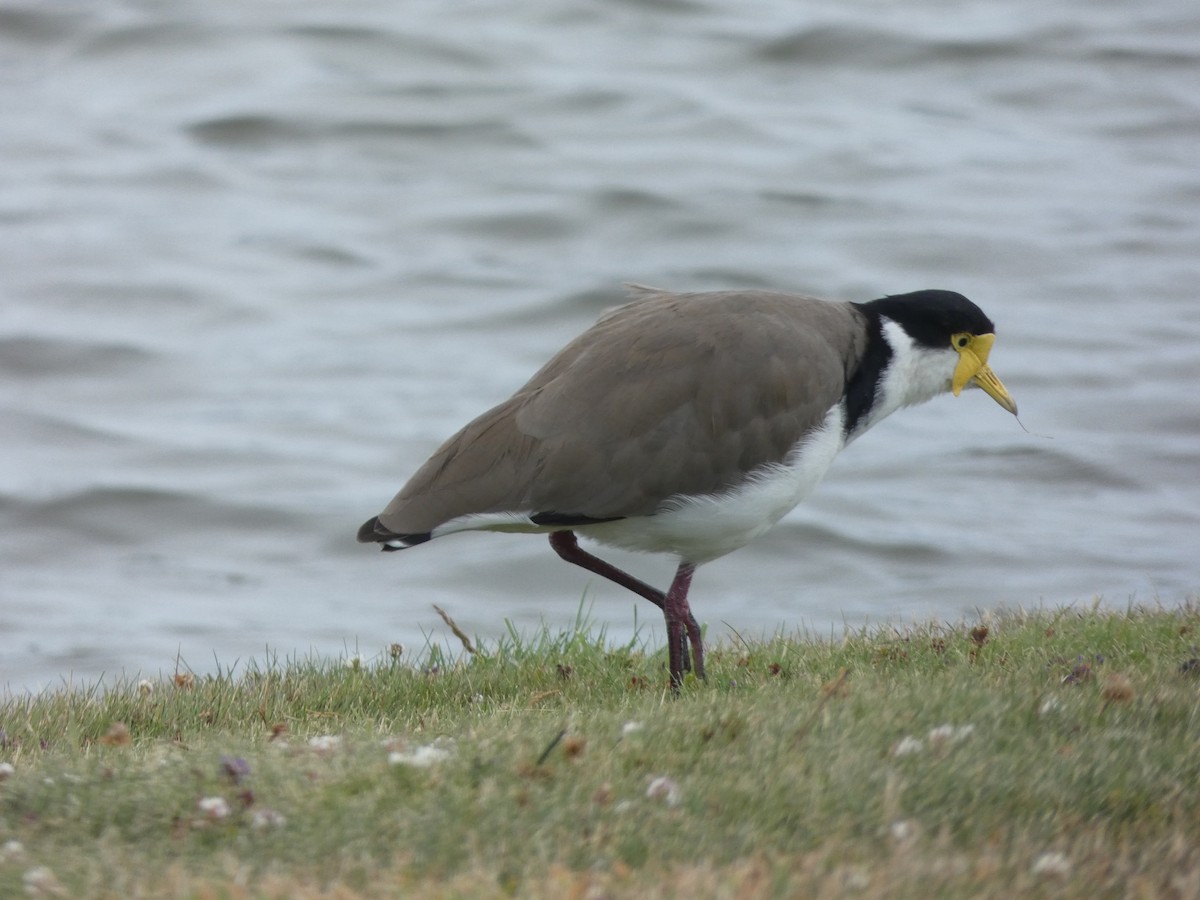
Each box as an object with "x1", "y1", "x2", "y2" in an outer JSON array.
[{"x1": 356, "y1": 516, "x2": 431, "y2": 551}]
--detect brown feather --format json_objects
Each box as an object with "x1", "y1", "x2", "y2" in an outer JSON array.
[{"x1": 373, "y1": 288, "x2": 867, "y2": 535}]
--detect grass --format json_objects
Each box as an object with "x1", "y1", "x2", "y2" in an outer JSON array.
[{"x1": 2, "y1": 602, "x2": 1200, "y2": 898}]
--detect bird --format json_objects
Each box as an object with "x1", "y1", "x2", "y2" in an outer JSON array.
[{"x1": 358, "y1": 285, "x2": 1017, "y2": 688}]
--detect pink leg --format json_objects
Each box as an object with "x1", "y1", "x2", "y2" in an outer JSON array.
[
  {"x1": 549, "y1": 531, "x2": 666, "y2": 610},
  {"x1": 663, "y1": 562, "x2": 703, "y2": 688},
  {"x1": 549, "y1": 531, "x2": 704, "y2": 686}
]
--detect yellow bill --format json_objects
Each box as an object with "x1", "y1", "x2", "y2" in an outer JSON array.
[{"x1": 952, "y1": 332, "x2": 1018, "y2": 415}]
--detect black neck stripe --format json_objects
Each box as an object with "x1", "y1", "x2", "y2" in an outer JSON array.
[{"x1": 842, "y1": 307, "x2": 891, "y2": 438}]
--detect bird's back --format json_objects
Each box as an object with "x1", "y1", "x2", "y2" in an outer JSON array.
[{"x1": 371, "y1": 288, "x2": 868, "y2": 537}]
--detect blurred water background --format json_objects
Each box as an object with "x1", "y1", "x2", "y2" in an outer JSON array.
[{"x1": 3, "y1": 0, "x2": 1198, "y2": 691}]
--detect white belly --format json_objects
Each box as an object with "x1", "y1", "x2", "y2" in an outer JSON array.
[{"x1": 578, "y1": 405, "x2": 846, "y2": 564}]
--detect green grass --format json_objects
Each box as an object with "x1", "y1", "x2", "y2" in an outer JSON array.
[{"x1": 2, "y1": 603, "x2": 1200, "y2": 898}]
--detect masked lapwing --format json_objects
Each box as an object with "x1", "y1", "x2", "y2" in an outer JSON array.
[{"x1": 358, "y1": 286, "x2": 1017, "y2": 688}]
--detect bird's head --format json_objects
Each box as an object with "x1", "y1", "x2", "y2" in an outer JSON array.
[{"x1": 865, "y1": 289, "x2": 1018, "y2": 416}]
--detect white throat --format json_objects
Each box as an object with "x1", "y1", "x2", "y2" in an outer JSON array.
[{"x1": 855, "y1": 318, "x2": 957, "y2": 436}]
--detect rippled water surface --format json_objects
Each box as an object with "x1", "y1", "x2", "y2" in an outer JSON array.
[{"x1": 3, "y1": 0, "x2": 1199, "y2": 690}]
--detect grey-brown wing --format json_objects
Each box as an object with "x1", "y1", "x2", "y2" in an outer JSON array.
[{"x1": 373, "y1": 289, "x2": 866, "y2": 534}]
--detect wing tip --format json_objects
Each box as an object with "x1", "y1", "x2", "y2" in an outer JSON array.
[{"x1": 357, "y1": 516, "x2": 431, "y2": 550}]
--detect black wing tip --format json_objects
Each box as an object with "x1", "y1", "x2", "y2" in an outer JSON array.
[{"x1": 357, "y1": 516, "x2": 431, "y2": 550}]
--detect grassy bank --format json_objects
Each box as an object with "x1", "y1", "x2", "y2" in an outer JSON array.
[{"x1": 2, "y1": 603, "x2": 1199, "y2": 898}]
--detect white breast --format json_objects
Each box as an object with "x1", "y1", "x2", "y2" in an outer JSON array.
[{"x1": 578, "y1": 405, "x2": 847, "y2": 564}]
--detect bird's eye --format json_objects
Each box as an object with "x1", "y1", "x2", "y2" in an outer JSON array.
[{"x1": 952, "y1": 333, "x2": 971, "y2": 350}]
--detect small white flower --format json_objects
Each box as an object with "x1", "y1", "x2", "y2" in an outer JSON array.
[
  {"x1": 0, "y1": 762, "x2": 14, "y2": 780},
  {"x1": 137, "y1": 679, "x2": 154, "y2": 696},
  {"x1": 388, "y1": 739, "x2": 454, "y2": 768},
  {"x1": 197, "y1": 796, "x2": 231, "y2": 820},
  {"x1": 646, "y1": 775, "x2": 681, "y2": 807},
  {"x1": 250, "y1": 808, "x2": 287, "y2": 830},
  {"x1": 889, "y1": 819, "x2": 919, "y2": 843},
  {"x1": 840, "y1": 866, "x2": 871, "y2": 891},
  {"x1": 2, "y1": 839, "x2": 24, "y2": 860},
  {"x1": 1031, "y1": 851, "x2": 1071, "y2": 879},
  {"x1": 621, "y1": 721, "x2": 644, "y2": 737},
  {"x1": 344, "y1": 654, "x2": 367, "y2": 671},
  {"x1": 891, "y1": 736, "x2": 924, "y2": 757},
  {"x1": 1039, "y1": 696, "x2": 1062, "y2": 716},
  {"x1": 22, "y1": 865, "x2": 64, "y2": 896},
  {"x1": 927, "y1": 724, "x2": 954, "y2": 744},
  {"x1": 927, "y1": 724, "x2": 975, "y2": 748},
  {"x1": 308, "y1": 734, "x2": 343, "y2": 755}
]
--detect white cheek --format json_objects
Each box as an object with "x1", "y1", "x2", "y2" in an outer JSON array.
[{"x1": 876, "y1": 320, "x2": 956, "y2": 417}]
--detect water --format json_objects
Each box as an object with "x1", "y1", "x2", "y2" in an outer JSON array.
[{"x1": 3, "y1": 0, "x2": 1198, "y2": 691}]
